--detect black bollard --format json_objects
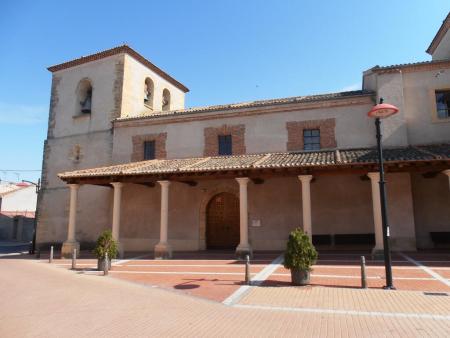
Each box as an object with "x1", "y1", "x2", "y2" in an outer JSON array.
[
  {"x1": 49, "y1": 246, "x2": 54, "y2": 263},
  {"x1": 103, "y1": 252, "x2": 109, "y2": 276},
  {"x1": 245, "y1": 254, "x2": 251, "y2": 285},
  {"x1": 71, "y1": 248, "x2": 77, "y2": 270},
  {"x1": 361, "y1": 256, "x2": 367, "y2": 289}
]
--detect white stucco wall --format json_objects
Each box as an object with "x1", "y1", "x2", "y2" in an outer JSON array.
[
  {"x1": 121, "y1": 54, "x2": 185, "y2": 118},
  {"x1": 402, "y1": 68, "x2": 450, "y2": 144},
  {"x1": 51, "y1": 54, "x2": 124, "y2": 138},
  {"x1": 0, "y1": 186, "x2": 37, "y2": 212},
  {"x1": 432, "y1": 29, "x2": 450, "y2": 61},
  {"x1": 113, "y1": 100, "x2": 376, "y2": 163}
]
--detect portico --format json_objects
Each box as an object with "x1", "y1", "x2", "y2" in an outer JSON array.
[{"x1": 57, "y1": 145, "x2": 449, "y2": 257}]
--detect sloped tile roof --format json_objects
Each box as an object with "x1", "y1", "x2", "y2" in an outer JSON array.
[
  {"x1": 369, "y1": 59, "x2": 450, "y2": 73},
  {"x1": 47, "y1": 45, "x2": 189, "y2": 93},
  {"x1": 426, "y1": 12, "x2": 450, "y2": 54},
  {"x1": 58, "y1": 144, "x2": 450, "y2": 180},
  {"x1": 117, "y1": 90, "x2": 374, "y2": 122}
]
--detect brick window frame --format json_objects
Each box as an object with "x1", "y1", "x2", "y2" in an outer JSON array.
[
  {"x1": 204, "y1": 124, "x2": 246, "y2": 156},
  {"x1": 286, "y1": 118, "x2": 336, "y2": 151},
  {"x1": 131, "y1": 133, "x2": 167, "y2": 161}
]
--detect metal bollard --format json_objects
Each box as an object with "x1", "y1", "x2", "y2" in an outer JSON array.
[
  {"x1": 71, "y1": 248, "x2": 77, "y2": 270},
  {"x1": 49, "y1": 246, "x2": 54, "y2": 263},
  {"x1": 245, "y1": 254, "x2": 251, "y2": 285},
  {"x1": 103, "y1": 252, "x2": 109, "y2": 276},
  {"x1": 360, "y1": 256, "x2": 367, "y2": 289}
]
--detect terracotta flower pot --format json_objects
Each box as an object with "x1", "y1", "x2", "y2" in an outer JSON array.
[{"x1": 290, "y1": 269, "x2": 310, "y2": 286}]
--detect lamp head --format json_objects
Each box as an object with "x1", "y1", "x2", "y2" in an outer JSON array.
[{"x1": 367, "y1": 103, "x2": 399, "y2": 119}]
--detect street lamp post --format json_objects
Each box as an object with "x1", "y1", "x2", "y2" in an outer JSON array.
[
  {"x1": 367, "y1": 98, "x2": 398, "y2": 290},
  {"x1": 22, "y1": 179, "x2": 40, "y2": 255}
]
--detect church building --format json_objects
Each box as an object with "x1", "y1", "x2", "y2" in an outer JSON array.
[{"x1": 37, "y1": 13, "x2": 450, "y2": 258}]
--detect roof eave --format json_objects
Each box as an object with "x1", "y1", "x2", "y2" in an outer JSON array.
[
  {"x1": 47, "y1": 45, "x2": 189, "y2": 93},
  {"x1": 426, "y1": 12, "x2": 450, "y2": 55}
]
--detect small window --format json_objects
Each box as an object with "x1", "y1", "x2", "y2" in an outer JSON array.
[
  {"x1": 435, "y1": 90, "x2": 450, "y2": 119},
  {"x1": 144, "y1": 141, "x2": 156, "y2": 160},
  {"x1": 162, "y1": 89, "x2": 171, "y2": 111},
  {"x1": 218, "y1": 135, "x2": 232, "y2": 155},
  {"x1": 303, "y1": 129, "x2": 320, "y2": 150}
]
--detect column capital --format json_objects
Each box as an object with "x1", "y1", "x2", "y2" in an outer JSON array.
[
  {"x1": 443, "y1": 169, "x2": 450, "y2": 177},
  {"x1": 298, "y1": 175, "x2": 313, "y2": 182},
  {"x1": 111, "y1": 182, "x2": 124, "y2": 189},
  {"x1": 157, "y1": 180, "x2": 171, "y2": 188},
  {"x1": 68, "y1": 184, "x2": 80, "y2": 190},
  {"x1": 236, "y1": 177, "x2": 250, "y2": 185},
  {"x1": 367, "y1": 172, "x2": 380, "y2": 180}
]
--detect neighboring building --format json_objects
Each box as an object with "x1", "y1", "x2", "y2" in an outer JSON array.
[
  {"x1": 37, "y1": 13, "x2": 450, "y2": 258},
  {"x1": 0, "y1": 182, "x2": 37, "y2": 241}
]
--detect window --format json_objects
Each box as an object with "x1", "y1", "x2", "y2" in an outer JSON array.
[
  {"x1": 162, "y1": 89, "x2": 171, "y2": 111},
  {"x1": 218, "y1": 135, "x2": 232, "y2": 155},
  {"x1": 144, "y1": 78, "x2": 154, "y2": 108},
  {"x1": 435, "y1": 90, "x2": 450, "y2": 119},
  {"x1": 143, "y1": 140, "x2": 156, "y2": 160},
  {"x1": 303, "y1": 129, "x2": 320, "y2": 150},
  {"x1": 77, "y1": 79, "x2": 93, "y2": 114}
]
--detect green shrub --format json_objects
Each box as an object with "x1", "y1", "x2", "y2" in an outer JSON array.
[
  {"x1": 93, "y1": 229, "x2": 118, "y2": 260},
  {"x1": 283, "y1": 228, "x2": 318, "y2": 271}
]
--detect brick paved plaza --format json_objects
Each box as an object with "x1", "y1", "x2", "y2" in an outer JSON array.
[{"x1": 1, "y1": 250, "x2": 449, "y2": 337}]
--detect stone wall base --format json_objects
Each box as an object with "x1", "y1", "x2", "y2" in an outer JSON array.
[{"x1": 61, "y1": 241, "x2": 80, "y2": 259}]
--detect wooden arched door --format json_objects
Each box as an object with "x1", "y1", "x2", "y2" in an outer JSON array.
[{"x1": 206, "y1": 192, "x2": 240, "y2": 249}]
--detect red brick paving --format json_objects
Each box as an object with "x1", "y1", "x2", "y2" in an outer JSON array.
[{"x1": 50, "y1": 250, "x2": 450, "y2": 302}]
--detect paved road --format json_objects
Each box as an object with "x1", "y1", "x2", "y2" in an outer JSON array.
[{"x1": 0, "y1": 258, "x2": 449, "y2": 337}]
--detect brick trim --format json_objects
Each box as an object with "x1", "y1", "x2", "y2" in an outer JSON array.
[
  {"x1": 131, "y1": 133, "x2": 167, "y2": 161},
  {"x1": 204, "y1": 124, "x2": 246, "y2": 156},
  {"x1": 286, "y1": 118, "x2": 336, "y2": 151}
]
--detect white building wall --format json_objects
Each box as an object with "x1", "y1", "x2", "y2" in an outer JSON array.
[
  {"x1": 1, "y1": 186, "x2": 37, "y2": 212},
  {"x1": 113, "y1": 100, "x2": 376, "y2": 163},
  {"x1": 121, "y1": 54, "x2": 185, "y2": 118}
]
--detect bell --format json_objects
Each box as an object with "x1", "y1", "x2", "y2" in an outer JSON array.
[{"x1": 81, "y1": 91, "x2": 92, "y2": 113}]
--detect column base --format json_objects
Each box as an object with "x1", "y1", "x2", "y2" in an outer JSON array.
[
  {"x1": 154, "y1": 242, "x2": 172, "y2": 259},
  {"x1": 371, "y1": 247, "x2": 384, "y2": 260},
  {"x1": 61, "y1": 241, "x2": 80, "y2": 259},
  {"x1": 117, "y1": 242, "x2": 124, "y2": 259},
  {"x1": 236, "y1": 243, "x2": 253, "y2": 259}
]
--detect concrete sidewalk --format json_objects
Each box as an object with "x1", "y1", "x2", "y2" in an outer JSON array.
[{"x1": 0, "y1": 259, "x2": 449, "y2": 337}]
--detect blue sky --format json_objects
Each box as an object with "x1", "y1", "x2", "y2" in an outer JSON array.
[{"x1": 0, "y1": 0, "x2": 448, "y2": 183}]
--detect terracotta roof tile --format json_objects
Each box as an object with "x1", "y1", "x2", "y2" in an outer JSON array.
[
  {"x1": 58, "y1": 144, "x2": 450, "y2": 181},
  {"x1": 117, "y1": 90, "x2": 374, "y2": 122},
  {"x1": 369, "y1": 59, "x2": 450, "y2": 73}
]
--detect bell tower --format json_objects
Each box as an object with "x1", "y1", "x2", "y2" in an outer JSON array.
[{"x1": 37, "y1": 45, "x2": 188, "y2": 249}]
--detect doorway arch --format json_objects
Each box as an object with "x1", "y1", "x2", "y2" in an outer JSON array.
[{"x1": 206, "y1": 192, "x2": 240, "y2": 249}]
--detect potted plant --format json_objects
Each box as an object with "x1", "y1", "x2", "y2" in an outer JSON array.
[
  {"x1": 284, "y1": 228, "x2": 318, "y2": 286},
  {"x1": 93, "y1": 229, "x2": 118, "y2": 271}
]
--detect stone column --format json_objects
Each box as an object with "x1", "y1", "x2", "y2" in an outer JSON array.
[
  {"x1": 443, "y1": 170, "x2": 450, "y2": 190},
  {"x1": 298, "y1": 175, "x2": 313, "y2": 240},
  {"x1": 61, "y1": 184, "x2": 80, "y2": 258},
  {"x1": 236, "y1": 177, "x2": 252, "y2": 257},
  {"x1": 368, "y1": 172, "x2": 383, "y2": 253},
  {"x1": 111, "y1": 182, "x2": 124, "y2": 258},
  {"x1": 154, "y1": 180, "x2": 172, "y2": 258}
]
